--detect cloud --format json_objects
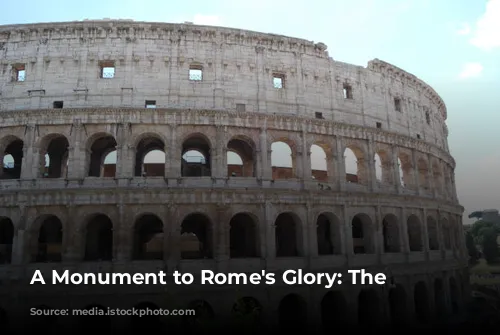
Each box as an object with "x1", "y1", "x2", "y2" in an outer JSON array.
[
  {"x1": 469, "y1": 0, "x2": 500, "y2": 50},
  {"x1": 457, "y1": 23, "x2": 471, "y2": 36},
  {"x1": 192, "y1": 14, "x2": 222, "y2": 26},
  {"x1": 458, "y1": 62, "x2": 483, "y2": 79}
]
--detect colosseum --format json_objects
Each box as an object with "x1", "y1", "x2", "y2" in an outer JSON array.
[{"x1": 0, "y1": 19, "x2": 467, "y2": 333}]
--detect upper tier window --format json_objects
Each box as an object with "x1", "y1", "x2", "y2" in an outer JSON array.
[
  {"x1": 189, "y1": 65, "x2": 203, "y2": 81},
  {"x1": 12, "y1": 64, "x2": 25, "y2": 82},
  {"x1": 273, "y1": 73, "x2": 285, "y2": 89},
  {"x1": 343, "y1": 84, "x2": 353, "y2": 99},
  {"x1": 100, "y1": 61, "x2": 115, "y2": 79}
]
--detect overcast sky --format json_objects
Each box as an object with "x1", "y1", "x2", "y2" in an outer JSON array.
[{"x1": 1, "y1": 0, "x2": 498, "y2": 224}]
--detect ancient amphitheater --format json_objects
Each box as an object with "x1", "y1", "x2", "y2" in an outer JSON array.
[{"x1": 0, "y1": 19, "x2": 467, "y2": 332}]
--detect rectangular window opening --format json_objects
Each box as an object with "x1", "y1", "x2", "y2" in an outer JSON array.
[
  {"x1": 13, "y1": 64, "x2": 26, "y2": 82},
  {"x1": 315, "y1": 112, "x2": 324, "y2": 119},
  {"x1": 100, "y1": 61, "x2": 115, "y2": 79},
  {"x1": 145, "y1": 100, "x2": 156, "y2": 108},
  {"x1": 376, "y1": 122, "x2": 382, "y2": 129},
  {"x1": 53, "y1": 101, "x2": 64, "y2": 109},
  {"x1": 417, "y1": 134, "x2": 421, "y2": 139},
  {"x1": 189, "y1": 65, "x2": 203, "y2": 81},
  {"x1": 236, "y1": 103, "x2": 246, "y2": 112},
  {"x1": 425, "y1": 110, "x2": 431, "y2": 125},
  {"x1": 394, "y1": 98, "x2": 401, "y2": 112},
  {"x1": 273, "y1": 73, "x2": 285, "y2": 89},
  {"x1": 343, "y1": 83, "x2": 353, "y2": 99}
]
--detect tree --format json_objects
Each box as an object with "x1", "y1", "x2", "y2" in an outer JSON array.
[
  {"x1": 481, "y1": 229, "x2": 500, "y2": 263},
  {"x1": 466, "y1": 231, "x2": 480, "y2": 263}
]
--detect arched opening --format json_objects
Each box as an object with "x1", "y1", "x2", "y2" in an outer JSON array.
[
  {"x1": 132, "y1": 214, "x2": 163, "y2": 260},
  {"x1": 382, "y1": 214, "x2": 400, "y2": 253},
  {"x1": 434, "y1": 278, "x2": 447, "y2": 319},
  {"x1": 417, "y1": 158, "x2": 429, "y2": 191},
  {"x1": 278, "y1": 294, "x2": 307, "y2": 333},
  {"x1": 26, "y1": 305, "x2": 58, "y2": 333},
  {"x1": 0, "y1": 217, "x2": 14, "y2": 264},
  {"x1": 310, "y1": 144, "x2": 327, "y2": 181},
  {"x1": 271, "y1": 141, "x2": 294, "y2": 179},
  {"x1": 132, "y1": 302, "x2": 163, "y2": 332},
  {"x1": 102, "y1": 150, "x2": 116, "y2": 177},
  {"x1": 316, "y1": 213, "x2": 341, "y2": 255},
  {"x1": 441, "y1": 218, "x2": 451, "y2": 250},
  {"x1": 275, "y1": 212, "x2": 302, "y2": 257},
  {"x1": 229, "y1": 213, "x2": 258, "y2": 258},
  {"x1": 35, "y1": 215, "x2": 63, "y2": 262},
  {"x1": 374, "y1": 152, "x2": 382, "y2": 182},
  {"x1": 358, "y1": 289, "x2": 381, "y2": 328},
  {"x1": 231, "y1": 297, "x2": 262, "y2": 329},
  {"x1": 227, "y1": 137, "x2": 255, "y2": 177},
  {"x1": 414, "y1": 281, "x2": 430, "y2": 323},
  {"x1": 135, "y1": 136, "x2": 165, "y2": 177},
  {"x1": 321, "y1": 291, "x2": 348, "y2": 331},
  {"x1": 40, "y1": 135, "x2": 69, "y2": 178},
  {"x1": 427, "y1": 217, "x2": 439, "y2": 250},
  {"x1": 449, "y1": 277, "x2": 459, "y2": 315},
  {"x1": 87, "y1": 134, "x2": 117, "y2": 177},
  {"x1": 84, "y1": 214, "x2": 113, "y2": 261},
  {"x1": 181, "y1": 134, "x2": 211, "y2": 177},
  {"x1": 183, "y1": 300, "x2": 214, "y2": 330},
  {"x1": 398, "y1": 153, "x2": 413, "y2": 188},
  {"x1": 1, "y1": 137, "x2": 24, "y2": 179},
  {"x1": 407, "y1": 215, "x2": 423, "y2": 252},
  {"x1": 78, "y1": 304, "x2": 111, "y2": 333},
  {"x1": 180, "y1": 213, "x2": 212, "y2": 259},
  {"x1": 388, "y1": 284, "x2": 408, "y2": 327},
  {"x1": 352, "y1": 213, "x2": 374, "y2": 254},
  {"x1": 344, "y1": 147, "x2": 365, "y2": 184}
]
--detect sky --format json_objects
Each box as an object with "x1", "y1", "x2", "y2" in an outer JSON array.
[{"x1": 1, "y1": 0, "x2": 499, "y2": 224}]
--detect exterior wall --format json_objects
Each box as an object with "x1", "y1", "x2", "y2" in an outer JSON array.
[{"x1": 0, "y1": 20, "x2": 467, "y2": 333}]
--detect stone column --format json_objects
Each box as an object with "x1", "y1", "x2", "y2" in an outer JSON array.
[
  {"x1": 326, "y1": 151, "x2": 336, "y2": 184},
  {"x1": 300, "y1": 130, "x2": 311, "y2": 181},
  {"x1": 375, "y1": 206, "x2": 383, "y2": 264},
  {"x1": 67, "y1": 121, "x2": 86, "y2": 180},
  {"x1": 166, "y1": 125, "x2": 181, "y2": 179},
  {"x1": 11, "y1": 205, "x2": 28, "y2": 264},
  {"x1": 400, "y1": 208, "x2": 410, "y2": 256},
  {"x1": 411, "y1": 149, "x2": 421, "y2": 195},
  {"x1": 264, "y1": 203, "x2": 276, "y2": 266},
  {"x1": 116, "y1": 204, "x2": 132, "y2": 262},
  {"x1": 392, "y1": 145, "x2": 402, "y2": 193},
  {"x1": 335, "y1": 137, "x2": 346, "y2": 191},
  {"x1": 166, "y1": 203, "x2": 180, "y2": 273},
  {"x1": 214, "y1": 125, "x2": 227, "y2": 178},
  {"x1": 215, "y1": 204, "x2": 230, "y2": 272},
  {"x1": 259, "y1": 129, "x2": 272, "y2": 180},
  {"x1": 343, "y1": 207, "x2": 354, "y2": 265},
  {"x1": 422, "y1": 208, "x2": 430, "y2": 261},
  {"x1": 308, "y1": 203, "x2": 318, "y2": 260},
  {"x1": 20, "y1": 125, "x2": 36, "y2": 179},
  {"x1": 62, "y1": 205, "x2": 79, "y2": 262}
]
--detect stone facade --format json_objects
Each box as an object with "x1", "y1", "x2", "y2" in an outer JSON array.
[{"x1": 0, "y1": 20, "x2": 467, "y2": 332}]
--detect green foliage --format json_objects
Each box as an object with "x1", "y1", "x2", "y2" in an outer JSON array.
[
  {"x1": 482, "y1": 229, "x2": 500, "y2": 263},
  {"x1": 468, "y1": 219, "x2": 500, "y2": 263},
  {"x1": 466, "y1": 231, "x2": 480, "y2": 262}
]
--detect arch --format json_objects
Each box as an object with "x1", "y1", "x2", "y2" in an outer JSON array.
[
  {"x1": 357, "y1": 289, "x2": 381, "y2": 328},
  {"x1": 135, "y1": 136, "x2": 165, "y2": 177},
  {"x1": 39, "y1": 134, "x2": 69, "y2": 178},
  {"x1": 1, "y1": 136, "x2": 24, "y2": 179},
  {"x1": 344, "y1": 146, "x2": 365, "y2": 184},
  {"x1": 434, "y1": 278, "x2": 447, "y2": 318},
  {"x1": 131, "y1": 301, "x2": 163, "y2": 332},
  {"x1": 310, "y1": 143, "x2": 327, "y2": 181},
  {"x1": 374, "y1": 150, "x2": 392, "y2": 184},
  {"x1": 132, "y1": 214, "x2": 164, "y2": 260},
  {"x1": 432, "y1": 161, "x2": 442, "y2": 194},
  {"x1": 180, "y1": 213, "x2": 212, "y2": 259},
  {"x1": 231, "y1": 297, "x2": 263, "y2": 329},
  {"x1": 449, "y1": 277, "x2": 460, "y2": 315},
  {"x1": 382, "y1": 214, "x2": 400, "y2": 253},
  {"x1": 407, "y1": 215, "x2": 423, "y2": 252},
  {"x1": 414, "y1": 281, "x2": 430, "y2": 323},
  {"x1": 271, "y1": 140, "x2": 294, "y2": 179},
  {"x1": 275, "y1": 212, "x2": 303, "y2": 257},
  {"x1": 321, "y1": 291, "x2": 348, "y2": 331},
  {"x1": 0, "y1": 217, "x2": 14, "y2": 264},
  {"x1": 427, "y1": 216, "x2": 439, "y2": 250},
  {"x1": 34, "y1": 215, "x2": 63, "y2": 262},
  {"x1": 183, "y1": 300, "x2": 214, "y2": 330},
  {"x1": 388, "y1": 284, "x2": 408, "y2": 328},
  {"x1": 227, "y1": 136, "x2": 256, "y2": 177},
  {"x1": 278, "y1": 294, "x2": 307, "y2": 333},
  {"x1": 182, "y1": 133, "x2": 212, "y2": 177},
  {"x1": 374, "y1": 152, "x2": 383, "y2": 182},
  {"x1": 87, "y1": 133, "x2": 117, "y2": 177},
  {"x1": 78, "y1": 304, "x2": 111, "y2": 333},
  {"x1": 26, "y1": 305, "x2": 59, "y2": 333},
  {"x1": 351, "y1": 213, "x2": 375, "y2": 254},
  {"x1": 398, "y1": 153, "x2": 413, "y2": 188},
  {"x1": 316, "y1": 212, "x2": 341, "y2": 255},
  {"x1": 84, "y1": 214, "x2": 113, "y2": 261},
  {"x1": 229, "y1": 213, "x2": 259, "y2": 258}
]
